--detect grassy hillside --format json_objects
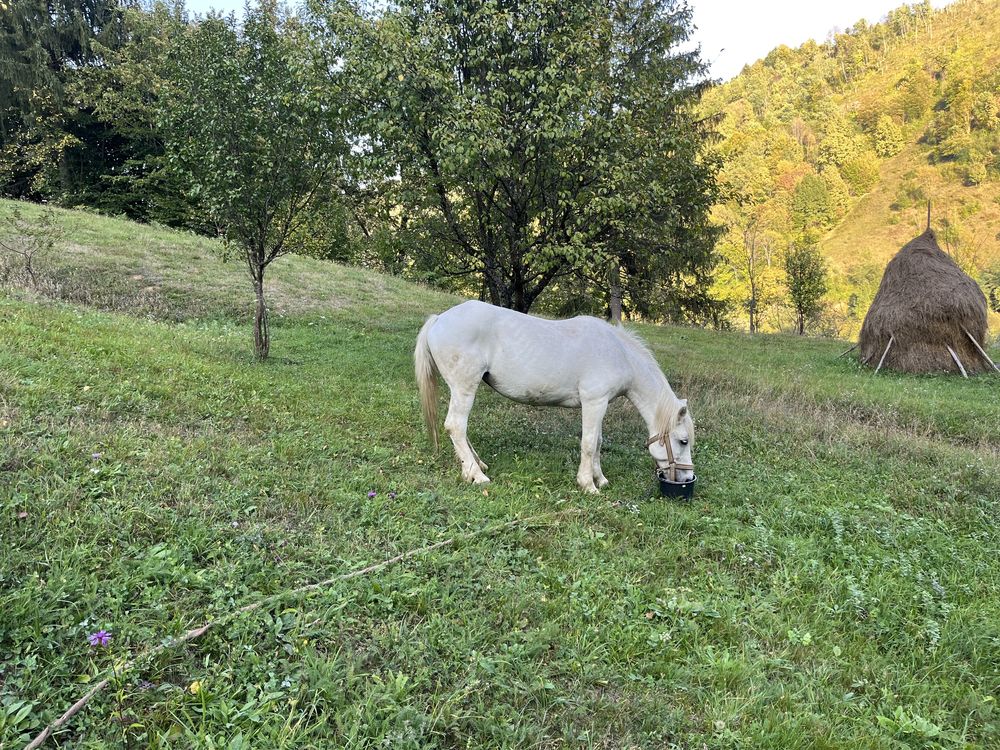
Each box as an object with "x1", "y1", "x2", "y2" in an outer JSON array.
[
  {"x1": 821, "y1": 0, "x2": 1000, "y2": 277},
  {"x1": 2, "y1": 203, "x2": 999, "y2": 748},
  {"x1": 823, "y1": 143, "x2": 1000, "y2": 280},
  {"x1": 705, "y1": 0, "x2": 1000, "y2": 337}
]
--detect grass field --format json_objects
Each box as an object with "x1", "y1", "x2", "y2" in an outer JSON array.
[{"x1": 2, "y1": 201, "x2": 999, "y2": 748}]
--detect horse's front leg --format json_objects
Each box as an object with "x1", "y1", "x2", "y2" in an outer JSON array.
[
  {"x1": 593, "y1": 426, "x2": 609, "y2": 489},
  {"x1": 577, "y1": 397, "x2": 609, "y2": 493}
]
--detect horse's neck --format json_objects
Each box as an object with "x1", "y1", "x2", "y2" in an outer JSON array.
[{"x1": 626, "y1": 356, "x2": 674, "y2": 436}]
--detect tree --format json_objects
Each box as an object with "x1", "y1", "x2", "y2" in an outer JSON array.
[
  {"x1": 0, "y1": 204, "x2": 64, "y2": 287},
  {"x1": 985, "y1": 264, "x2": 1000, "y2": 314},
  {"x1": 820, "y1": 166, "x2": 850, "y2": 217},
  {"x1": 783, "y1": 239, "x2": 827, "y2": 335},
  {"x1": 74, "y1": 1, "x2": 199, "y2": 227},
  {"x1": 898, "y1": 62, "x2": 934, "y2": 123},
  {"x1": 739, "y1": 213, "x2": 765, "y2": 334},
  {"x1": 327, "y1": 0, "x2": 718, "y2": 314},
  {"x1": 160, "y1": 3, "x2": 347, "y2": 359},
  {"x1": 840, "y1": 150, "x2": 880, "y2": 195},
  {"x1": 873, "y1": 114, "x2": 904, "y2": 158},
  {"x1": 791, "y1": 174, "x2": 834, "y2": 231},
  {"x1": 717, "y1": 202, "x2": 784, "y2": 334},
  {"x1": 818, "y1": 115, "x2": 864, "y2": 169},
  {"x1": 0, "y1": 0, "x2": 125, "y2": 199}
]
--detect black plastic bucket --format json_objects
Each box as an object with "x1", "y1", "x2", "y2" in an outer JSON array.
[{"x1": 656, "y1": 469, "x2": 696, "y2": 499}]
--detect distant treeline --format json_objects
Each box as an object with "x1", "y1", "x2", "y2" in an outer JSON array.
[{"x1": 8, "y1": 1, "x2": 995, "y2": 335}]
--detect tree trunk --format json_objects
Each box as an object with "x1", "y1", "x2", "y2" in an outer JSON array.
[
  {"x1": 797, "y1": 310, "x2": 805, "y2": 335},
  {"x1": 483, "y1": 257, "x2": 507, "y2": 308},
  {"x1": 609, "y1": 260, "x2": 622, "y2": 324},
  {"x1": 252, "y1": 270, "x2": 269, "y2": 360},
  {"x1": 25, "y1": 252, "x2": 37, "y2": 288}
]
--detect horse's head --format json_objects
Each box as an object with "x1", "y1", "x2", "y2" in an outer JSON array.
[{"x1": 646, "y1": 398, "x2": 694, "y2": 483}]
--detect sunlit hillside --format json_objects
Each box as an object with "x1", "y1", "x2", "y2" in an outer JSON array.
[{"x1": 704, "y1": 0, "x2": 1000, "y2": 337}]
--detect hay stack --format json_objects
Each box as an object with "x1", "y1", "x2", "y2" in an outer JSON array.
[{"x1": 858, "y1": 229, "x2": 995, "y2": 375}]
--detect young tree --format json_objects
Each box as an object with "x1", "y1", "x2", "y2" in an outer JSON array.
[
  {"x1": 840, "y1": 150, "x2": 880, "y2": 195},
  {"x1": 160, "y1": 2, "x2": 346, "y2": 359},
  {"x1": 898, "y1": 62, "x2": 934, "y2": 123},
  {"x1": 716, "y1": 202, "x2": 784, "y2": 334},
  {"x1": 984, "y1": 264, "x2": 1000, "y2": 313},
  {"x1": 325, "y1": 0, "x2": 718, "y2": 314},
  {"x1": 0, "y1": 204, "x2": 64, "y2": 287},
  {"x1": 791, "y1": 174, "x2": 834, "y2": 231},
  {"x1": 783, "y1": 239, "x2": 828, "y2": 335}
]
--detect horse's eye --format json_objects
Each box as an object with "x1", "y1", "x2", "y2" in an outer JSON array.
[{"x1": 679, "y1": 439, "x2": 689, "y2": 446}]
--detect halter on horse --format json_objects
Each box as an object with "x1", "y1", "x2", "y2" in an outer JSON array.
[{"x1": 646, "y1": 432, "x2": 695, "y2": 482}]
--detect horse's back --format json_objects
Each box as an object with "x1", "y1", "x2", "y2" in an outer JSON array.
[
  {"x1": 428, "y1": 301, "x2": 631, "y2": 406},
  {"x1": 431, "y1": 300, "x2": 614, "y2": 355}
]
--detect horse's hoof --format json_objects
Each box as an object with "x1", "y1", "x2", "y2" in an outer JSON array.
[
  {"x1": 473, "y1": 475, "x2": 491, "y2": 485},
  {"x1": 596, "y1": 477, "x2": 609, "y2": 489},
  {"x1": 578, "y1": 482, "x2": 600, "y2": 494}
]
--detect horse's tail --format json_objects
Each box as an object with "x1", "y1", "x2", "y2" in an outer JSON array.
[{"x1": 414, "y1": 314, "x2": 440, "y2": 451}]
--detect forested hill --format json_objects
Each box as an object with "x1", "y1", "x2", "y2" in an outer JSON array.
[{"x1": 703, "y1": 0, "x2": 1000, "y2": 337}]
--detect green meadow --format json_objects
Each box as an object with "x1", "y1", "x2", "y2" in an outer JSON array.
[{"x1": 2, "y1": 201, "x2": 999, "y2": 748}]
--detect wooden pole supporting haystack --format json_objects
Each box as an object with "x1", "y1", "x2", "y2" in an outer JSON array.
[
  {"x1": 945, "y1": 344, "x2": 968, "y2": 378},
  {"x1": 874, "y1": 335, "x2": 894, "y2": 374},
  {"x1": 838, "y1": 343, "x2": 858, "y2": 359},
  {"x1": 962, "y1": 327, "x2": 1000, "y2": 373}
]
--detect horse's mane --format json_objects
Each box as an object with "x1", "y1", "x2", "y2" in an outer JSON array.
[{"x1": 611, "y1": 324, "x2": 655, "y2": 360}]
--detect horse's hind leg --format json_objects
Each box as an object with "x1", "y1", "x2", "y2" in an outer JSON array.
[{"x1": 444, "y1": 384, "x2": 490, "y2": 484}]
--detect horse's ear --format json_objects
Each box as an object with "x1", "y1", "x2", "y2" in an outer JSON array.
[{"x1": 677, "y1": 400, "x2": 688, "y2": 420}]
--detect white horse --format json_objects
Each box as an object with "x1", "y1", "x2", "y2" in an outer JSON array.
[{"x1": 414, "y1": 300, "x2": 694, "y2": 493}]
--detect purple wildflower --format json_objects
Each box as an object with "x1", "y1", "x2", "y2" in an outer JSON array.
[
  {"x1": 388, "y1": 491, "x2": 397, "y2": 500},
  {"x1": 367, "y1": 491, "x2": 377, "y2": 498},
  {"x1": 91, "y1": 453, "x2": 102, "y2": 460},
  {"x1": 88, "y1": 630, "x2": 112, "y2": 647}
]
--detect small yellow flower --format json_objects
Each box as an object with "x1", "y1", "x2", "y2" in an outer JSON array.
[{"x1": 188, "y1": 680, "x2": 202, "y2": 695}]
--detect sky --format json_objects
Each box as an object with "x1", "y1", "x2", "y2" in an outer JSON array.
[
  {"x1": 689, "y1": 0, "x2": 954, "y2": 81},
  {"x1": 183, "y1": 0, "x2": 954, "y2": 82}
]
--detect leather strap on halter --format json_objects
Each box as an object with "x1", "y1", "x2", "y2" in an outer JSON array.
[{"x1": 646, "y1": 432, "x2": 694, "y2": 482}]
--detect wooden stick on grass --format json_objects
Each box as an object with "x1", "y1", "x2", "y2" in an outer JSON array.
[{"x1": 24, "y1": 509, "x2": 581, "y2": 750}]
